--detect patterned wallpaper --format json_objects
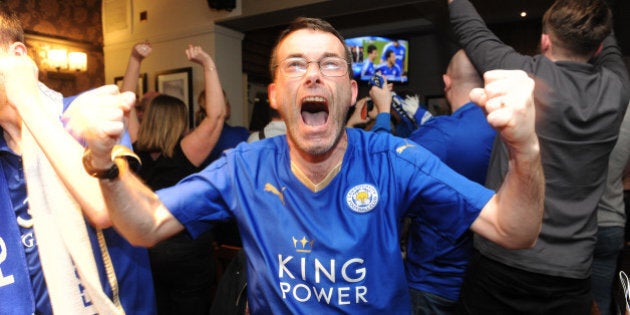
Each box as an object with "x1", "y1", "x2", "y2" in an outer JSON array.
[{"x1": 5, "y1": 0, "x2": 105, "y2": 96}]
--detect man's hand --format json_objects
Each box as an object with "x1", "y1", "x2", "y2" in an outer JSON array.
[
  {"x1": 62, "y1": 86, "x2": 135, "y2": 165},
  {"x1": 368, "y1": 75, "x2": 393, "y2": 114},
  {"x1": 472, "y1": 70, "x2": 537, "y2": 155}
]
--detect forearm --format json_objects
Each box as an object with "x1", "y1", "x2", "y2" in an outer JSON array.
[
  {"x1": 201, "y1": 62, "x2": 224, "y2": 123},
  {"x1": 477, "y1": 137, "x2": 544, "y2": 249},
  {"x1": 181, "y1": 62, "x2": 225, "y2": 166},
  {"x1": 19, "y1": 89, "x2": 112, "y2": 227},
  {"x1": 99, "y1": 162, "x2": 184, "y2": 247},
  {"x1": 121, "y1": 57, "x2": 141, "y2": 93},
  {"x1": 501, "y1": 137, "x2": 544, "y2": 242},
  {"x1": 449, "y1": 0, "x2": 524, "y2": 72}
]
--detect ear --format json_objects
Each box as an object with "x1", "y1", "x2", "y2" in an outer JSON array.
[
  {"x1": 9, "y1": 42, "x2": 27, "y2": 56},
  {"x1": 268, "y1": 82, "x2": 279, "y2": 111},
  {"x1": 442, "y1": 74, "x2": 451, "y2": 92},
  {"x1": 349, "y1": 79, "x2": 358, "y2": 109},
  {"x1": 593, "y1": 42, "x2": 604, "y2": 57},
  {"x1": 540, "y1": 34, "x2": 551, "y2": 55}
]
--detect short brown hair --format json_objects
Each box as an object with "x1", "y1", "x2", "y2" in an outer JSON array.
[
  {"x1": 269, "y1": 17, "x2": 352, "y2": 81},
  {"x1": 542, "y1": 0, "x2": 612, "y2": 58},
  {"x1": 0, "y1": 3, "x2": 24, "y2": 49}
]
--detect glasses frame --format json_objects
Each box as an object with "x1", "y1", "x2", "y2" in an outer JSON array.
[{"x1": 275, "y1": 56, "x2": 350, "y2": 78}]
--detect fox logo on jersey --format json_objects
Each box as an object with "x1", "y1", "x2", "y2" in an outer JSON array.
[{"x1": 346, "y1": 184, "x2": 378, "y2": 213}]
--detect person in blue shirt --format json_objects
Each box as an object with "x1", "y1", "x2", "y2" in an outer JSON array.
[
  {"x1": 82, "y1": 17, "x2": 544, "y2": 314},
  {"x1": 0, "y1": 5, "x2": 155, "y2": 313},
  {"x1": 404, "y1": 49, "x2": 496, "y2": 315},
  {"x1": 376, "y1": 49, "x2": 403, "y2": 81},
  {"x1": 360, "y1": 44, "x2": 378, "y2": 81},
  {"x1": 380, "y1": 40, "x2": 406, "y2": 73}
]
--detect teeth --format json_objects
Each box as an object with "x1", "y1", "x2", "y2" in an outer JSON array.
[{"x1": 303, "y1": 96, "x2": 325, "y2": 103}]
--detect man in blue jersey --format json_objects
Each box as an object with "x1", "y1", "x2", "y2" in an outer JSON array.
[
  {"x1": 376, "y1": 50, "x2": 403, "y2": 81},
  {"x1": 83, "y1": 17, "x2": 544, "y2": 314},
  {"x1": 404, "y1": 49, "x2": 496, "y2": 314},
  {"x1": 360, "y1": 44, "x2": 378, "y2": 81},
  {"x1": 380, "y1": 40, "x2": 406, "y2": 73}
]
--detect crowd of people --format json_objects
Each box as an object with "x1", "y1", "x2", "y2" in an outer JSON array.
[{"x1": 1, "y1": 0, "x2": 629, "y2": 314}]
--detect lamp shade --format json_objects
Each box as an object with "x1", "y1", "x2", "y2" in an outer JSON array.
[
  {"x1": 48, "y1": 49, "x2": 68, "y2": 70},
  {"x1": 68, "y1": 52, "x2": 87, "y2": 72}
]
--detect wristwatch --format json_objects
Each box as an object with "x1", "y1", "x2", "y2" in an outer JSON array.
[{"x1": 83, "y1": 145, "x2": 141, "y2": 180}]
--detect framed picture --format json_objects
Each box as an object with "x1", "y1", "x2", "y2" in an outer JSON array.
[
  {"x1": 425, "y1": 95, "x2": 451, "y2": 116},
  {"x1": 156, "y1": 67, "x2": 193, "y2": 127},
  {"x1": 114, "y1": 73, "x2": 147, "y2": 99}
]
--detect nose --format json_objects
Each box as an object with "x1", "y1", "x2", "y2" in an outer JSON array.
[{"x1": 304, "y1": 61, "x2": 322, "y2": 82}]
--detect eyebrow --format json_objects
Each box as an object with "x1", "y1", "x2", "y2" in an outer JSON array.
[{"x1": 282, "y1": 52, "x2": 343, "y2": 60}]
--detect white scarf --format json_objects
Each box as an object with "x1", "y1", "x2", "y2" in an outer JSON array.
[{"x1": 21, "y1": 85, "x2": 124, "y2": 314}]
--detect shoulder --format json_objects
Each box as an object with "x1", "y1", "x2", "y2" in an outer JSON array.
[{"x1": 347, "y1": 128, "x2": 429, "y2": 163}]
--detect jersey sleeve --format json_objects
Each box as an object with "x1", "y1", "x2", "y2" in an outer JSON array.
[
  {"x1": 398, "y1": 144, "x2": 494, "y2": 242},
  {"x1": 157, "y1": 157, "x2": 233, "y2": 239}
]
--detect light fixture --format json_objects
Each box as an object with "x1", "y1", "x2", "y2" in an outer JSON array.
[
  {"x1": 68, "y1": 52, "x2": 87, "y2": 72},
  {"x1": 48, "y1": 48, "x2": 68, "y2": 71},
  {"x1": 46, "y1": 49, "x2": 87, "y2": 72}
]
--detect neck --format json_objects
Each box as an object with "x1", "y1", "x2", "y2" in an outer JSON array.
[
  {"x1": 0, "y1": 107, "x2": 22, "y2": 154},
  {"x1": 544, "y1": 48, "x2": 590, "y2": 63},
  {"x1": 288, "y1": 132, "x2": 347, "y2": 185},
  {"x1": 449, "y1": 88, "x2": 475, "y2": 113},
  {"x1": 1, "y1": 123, "x2": 22, "y2": 155}
]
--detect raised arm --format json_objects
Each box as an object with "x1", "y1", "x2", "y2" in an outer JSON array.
[
  {"x1": 594, "y1": 34, "x2": 630, "y2": 90},
  {"x1": 121, "y1": 42, "x2": 152, "y2": 143},
  {"x1": 180, "y1": 45, "x2": 225, "y2": 167},
  {"x1": 469, "y1": 69, "x2": 544, "y2": 249},
  {"x1": 1, "y1": 55, "x2": 130, "y2": 228},
  {"x1": 448, "y1": 0, "x2": 531, "y2": 73}
]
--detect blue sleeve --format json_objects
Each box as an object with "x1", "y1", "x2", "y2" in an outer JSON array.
[
  {"x1": 397, "y1": 143, "x2": 494, "y2": 240},
  {"x1": 370, "y1": 113, "x2": 392, "y2": 134},
  {"x1": 157, "y1": 158, "x2": 233, "y2": 238}
]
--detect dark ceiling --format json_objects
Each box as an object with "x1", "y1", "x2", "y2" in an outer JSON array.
[{"x1": 217, "y1": 0, "x2": 629, "y2": 84}]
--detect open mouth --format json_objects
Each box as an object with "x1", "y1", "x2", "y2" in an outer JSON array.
[{"x1": 301, "y1": 96, "x2": 329, "y2": 127}]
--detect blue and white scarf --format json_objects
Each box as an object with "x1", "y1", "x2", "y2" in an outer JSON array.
[{"x1": 0, "y1": 161, "x2": 35, "y2": 314}]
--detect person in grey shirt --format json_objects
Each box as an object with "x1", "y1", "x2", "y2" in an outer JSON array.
[
  {"x1": 592, "y1": 103, "x2": 630, "y2": 315},
  {"x1": 447, "y1": 0, "x2": 630, "y2": 313}
]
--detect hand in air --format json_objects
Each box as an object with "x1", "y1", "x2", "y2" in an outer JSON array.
[{"x1": 472, "y1": 69, "x2": 537, "y2": 151}]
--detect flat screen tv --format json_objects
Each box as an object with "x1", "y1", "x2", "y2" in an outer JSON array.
[{"x1": 345, "y1": 36, "x2": 409, "y2": 83}]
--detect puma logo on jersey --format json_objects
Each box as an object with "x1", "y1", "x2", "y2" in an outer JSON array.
[
  {"x1": 265, "y1": 183, "x2": 286, "y2": 206},
  {"x1": 396, "y1": 143, "x2": 414, "y2": 154}
]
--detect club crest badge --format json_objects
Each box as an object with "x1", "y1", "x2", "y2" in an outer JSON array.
[{"x1": 346, "y1": 184, "x2": 378, "y2": 213}]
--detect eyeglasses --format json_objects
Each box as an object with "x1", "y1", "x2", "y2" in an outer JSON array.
[{"x1": 276, "y1": 56, "x2": 349, "y2": 78}]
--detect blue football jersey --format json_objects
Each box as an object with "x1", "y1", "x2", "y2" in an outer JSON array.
[{"x1": 158, "y1": 128, "x2": 493, "y2": 314}]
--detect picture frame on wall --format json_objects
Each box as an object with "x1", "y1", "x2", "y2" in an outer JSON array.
[
  {"x1": 155, "y1": 67, "x2": 194, "y2": 127},
  {"x1": 114, "y1": 73, "x2": 147, "y2": 99}
]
